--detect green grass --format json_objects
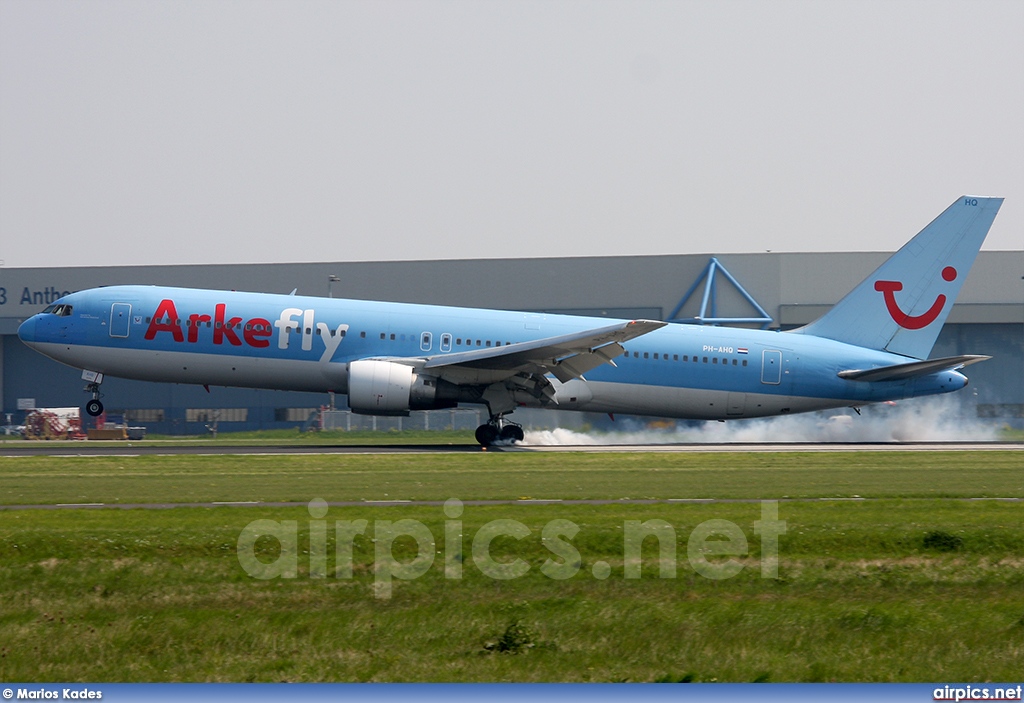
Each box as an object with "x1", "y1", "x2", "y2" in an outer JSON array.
[
  {"x1": 0, "y1": 451, "x2": 1021, "y2": 505},
  {"x1": 1, "y1": 501, "x2": 1023, "y2": 681},
  {"x1": 1, "y1": 450, "x2": 1023, "y2": 681}
]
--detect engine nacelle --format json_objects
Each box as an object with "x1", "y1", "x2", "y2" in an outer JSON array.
[{"x1": 347, "y1": 359, "x2": 456, "y2": 416}]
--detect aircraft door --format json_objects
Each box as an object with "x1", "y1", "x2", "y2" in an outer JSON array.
[
  {"x1": 726, "y1": 392, "x2": 746, "y2": 416},
  {"x1": 109, "y1": 303, "x2": 132, "y2": 338},
  {"x1": 761, "y1": 349, "x2": 782, "y2": 385}
]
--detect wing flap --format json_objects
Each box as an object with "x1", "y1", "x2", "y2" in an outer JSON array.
[
  {"x1": 838, "y1": 354, "x2": 990, "y2": 382},
  {"x1": 550, "y1": 342, "x2": 623, "y2": 383}
]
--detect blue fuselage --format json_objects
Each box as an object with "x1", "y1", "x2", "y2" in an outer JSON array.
[{"x1": 18, "y1": 285, "x2": 968, "y2": 421}]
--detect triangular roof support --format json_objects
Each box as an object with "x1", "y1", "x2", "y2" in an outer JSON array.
[{"x1": 667, "y1": 257, "x2": 773, "y2": 328}]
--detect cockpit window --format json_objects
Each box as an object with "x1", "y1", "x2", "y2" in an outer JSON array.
[{"x1": 45, "y1": 304, "x2": 74, "y2": 317}]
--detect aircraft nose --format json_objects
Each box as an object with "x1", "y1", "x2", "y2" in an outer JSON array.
[{"x1": 18, "y1": 316, "x2": 38, "y2": 345}]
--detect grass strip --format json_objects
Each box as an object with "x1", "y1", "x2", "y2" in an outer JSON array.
[
  {"x1": 1, "y1": 501, "x2": 1022, "y2": 682},
  {"x1": 0, "y1": 451, "x2": 1021, "y2": 505}
]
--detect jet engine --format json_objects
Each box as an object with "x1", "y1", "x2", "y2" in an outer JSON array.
[{"x1": 347, "y1": 359, "x2": 457, "y2": 415}]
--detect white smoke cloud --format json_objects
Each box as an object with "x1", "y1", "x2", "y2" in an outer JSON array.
[{"x1": 521, "y1": 396, "x2": 998, "y2": 445}]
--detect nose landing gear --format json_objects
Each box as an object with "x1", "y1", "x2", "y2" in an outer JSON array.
[
  {"x1": 474, "y1": 416, "x2": 525, "y2": 446},
  {"x1": 83, "y1": 372, "x2": 105, "y2": 417}
]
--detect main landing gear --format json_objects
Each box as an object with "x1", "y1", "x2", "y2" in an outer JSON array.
[{"x1": 475, "y1": 416, "x2": 525, "y2": 446}]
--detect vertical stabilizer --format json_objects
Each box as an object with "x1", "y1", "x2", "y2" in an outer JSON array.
[{"x1": 794, "y1": 196, "x2": 1003, "y2": 359}]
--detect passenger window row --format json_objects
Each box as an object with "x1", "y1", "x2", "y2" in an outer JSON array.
[{"x1": 623, "y1": 350, "x2": 749, "y2": 367}]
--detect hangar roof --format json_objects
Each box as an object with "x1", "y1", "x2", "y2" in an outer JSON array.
[{"x1": 1, "y1": 250, "x2": 1021, "y2": 334}]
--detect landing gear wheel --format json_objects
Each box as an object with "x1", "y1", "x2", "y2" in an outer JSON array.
[
  {"x1": 475, "y1": 424, "x2": 500, "y2": 446},
  {"x1": 84, "y1": 379, "x2": 104, "y2": 418},
  {"x1": 499, "y1": 424, "x2": 525, "y2": 443}
]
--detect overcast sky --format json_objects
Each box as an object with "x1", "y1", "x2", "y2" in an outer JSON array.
[{"x1": 1, "y1": 0, "x2": 1021, "y2": 269}]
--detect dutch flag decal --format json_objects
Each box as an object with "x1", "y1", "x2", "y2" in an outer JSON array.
[{"x1": 737, "y1": 347, "x2": 748, "y2": 354}]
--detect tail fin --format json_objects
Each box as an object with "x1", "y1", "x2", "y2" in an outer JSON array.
[{"x1": 794, "y1": 196, "x2": 1003, "y2": 359}]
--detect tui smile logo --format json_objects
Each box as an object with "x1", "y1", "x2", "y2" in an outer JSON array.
[{"x1": 874, "y1": 266, "x2": 957, "y2": 330}]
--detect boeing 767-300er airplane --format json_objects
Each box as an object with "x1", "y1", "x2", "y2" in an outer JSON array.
[{"x1": 18, "y1": 195, "x2": 1002, "y2": 445}]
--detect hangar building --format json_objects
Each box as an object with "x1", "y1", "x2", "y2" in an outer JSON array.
[{"x1": 2, "y1": 250, "x2": 1022, "y2": 433}]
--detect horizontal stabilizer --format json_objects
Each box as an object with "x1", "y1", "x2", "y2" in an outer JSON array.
[{"x1": 837, "y1": 354, "x2": 990, "y2": 382}]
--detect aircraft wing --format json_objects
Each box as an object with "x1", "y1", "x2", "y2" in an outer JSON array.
[
  {"x1": 422, "y1": 319, "x2": 666, "y2": 384},
  {"x1": 837, "y1": 354, "x2": 990, "y2": 382}
]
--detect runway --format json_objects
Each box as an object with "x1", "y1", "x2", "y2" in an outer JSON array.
[
  {"x1": 508, "y1": 441, "x2": 1024, "y2": 453},
  {"x1": 0, "y1": 440, "x2": 1020, "y2": 457},
  {"x1": 0, "y1": 442, "x2": 483, "y2": 457},
  {"x1": 1, "y1": 495, "x2": 1021, "y2": 511}
]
